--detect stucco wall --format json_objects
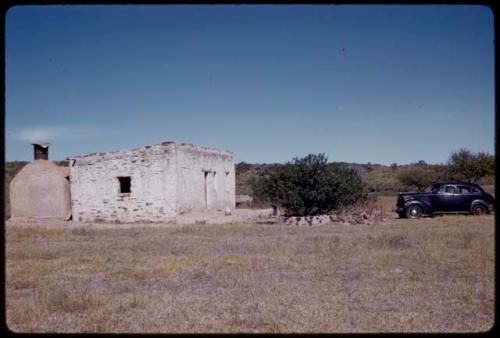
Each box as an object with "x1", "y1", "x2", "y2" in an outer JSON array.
[
  {"x1": 69, "y1": 142, "x2": 235, "y2": 222},
  {"x1": 176, "y1": 144, "x2": 235, "y2": 213},
  {"x1": 10, "y1": 160, "x2": 71, "y2": 220}
]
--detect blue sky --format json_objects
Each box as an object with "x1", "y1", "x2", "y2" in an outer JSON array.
[{"x1": 5, "y1": 5, "x2": 494, "y2": 164}]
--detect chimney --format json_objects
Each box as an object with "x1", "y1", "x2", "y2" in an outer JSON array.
[{"x1": 32, "y1": 143, "x2": 49, "y2": 160}]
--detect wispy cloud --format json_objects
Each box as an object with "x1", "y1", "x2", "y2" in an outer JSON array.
[{"x1": 7, "y1": 125, "x2": 105, "y2": 143}]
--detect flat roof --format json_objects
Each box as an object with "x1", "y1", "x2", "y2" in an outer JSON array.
[{"x1": 67, "y1": 141, "x2": 233, "y2": 160}]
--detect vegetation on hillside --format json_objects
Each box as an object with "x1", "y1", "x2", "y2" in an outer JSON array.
[
  {"x1": 397, "y1": 166, "x2": 441, "y2": 192},
  {"x1": 395, "y1": 149, "x2": 495, "y2": 192},
  {"x1": 235, "y1": 148, "x2": 495, "y2": 206},
  {"x1": 447, "y1": 148, "x2": 495, "y2": 183}
]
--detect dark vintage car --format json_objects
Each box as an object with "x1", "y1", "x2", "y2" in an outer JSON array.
[{"x1": 394, "y1": 182, "x2": 495, "y2": 219}]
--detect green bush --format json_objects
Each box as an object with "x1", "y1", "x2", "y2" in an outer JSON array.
[{"x1": 262, "y1": 154, "x2": 367, "y2": 216}]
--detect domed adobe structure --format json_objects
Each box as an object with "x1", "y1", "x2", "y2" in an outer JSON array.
[{"x1": 10, "y1": 144, "x2": 71, "y2": 220}]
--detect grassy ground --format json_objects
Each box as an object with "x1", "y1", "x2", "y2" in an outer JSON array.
[{"x1": 5, "y1": 210, "x2": 494, "y2": 333}]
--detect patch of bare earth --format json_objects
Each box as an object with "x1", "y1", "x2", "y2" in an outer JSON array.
[{"x1": 5, "y1": 213, "x2": 494, "y2": 333}]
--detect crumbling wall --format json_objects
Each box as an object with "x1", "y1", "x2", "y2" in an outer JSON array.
[
  {"x1": 69, "y1": 143, "x2": 177, "y2": 223},
  {"x1": 69, "y1": 142, "x2": 235, "y2": 223}
]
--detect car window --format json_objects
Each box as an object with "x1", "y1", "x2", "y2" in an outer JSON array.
[
  {"x1": 437, "y1": 185, "x2": 446, "y2": 193},
  {"x1": 445, "y1": 185, "x2": 456, "y2": 194},
  {"x1": 458, "y1": 186, "x2": 471, "y2": 194},
  {"x1": 471, "y1": 186, "x2": 482, "y2": 193}
]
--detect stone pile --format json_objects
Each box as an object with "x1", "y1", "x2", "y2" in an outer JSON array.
[{"x1": 281, "y1": 208, "x2": 384, "y2": 226}]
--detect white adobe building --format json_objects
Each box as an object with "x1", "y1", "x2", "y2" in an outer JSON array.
[{"x1": 68, "y1": 141, "x2": 235, "y2": 223}]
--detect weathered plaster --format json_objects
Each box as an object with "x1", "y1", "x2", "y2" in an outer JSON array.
[{"x1": 68, "y1": 142, "x2": 235, "y2": 223}]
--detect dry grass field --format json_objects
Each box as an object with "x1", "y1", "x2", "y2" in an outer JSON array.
[{"x1": 5, "y1": 212, "x2": 494, "y2": 333}]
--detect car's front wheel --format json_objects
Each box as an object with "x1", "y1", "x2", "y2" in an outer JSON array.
[
  {"x1": 472, "y1": 204, "x2": 487, "y2": 216},
  {"x1": 405, "y1": 205, "x2": 422, "y2": 219}
]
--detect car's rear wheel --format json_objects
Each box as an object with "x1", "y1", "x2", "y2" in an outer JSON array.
[
  {"x1": 472, "y1": 204, "x2": 487, "y2": 216},
  {"x1": 405, "y1": 205, "x2": 422, "y2": 219}
]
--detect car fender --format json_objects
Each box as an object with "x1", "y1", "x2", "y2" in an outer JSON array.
[
  {"x1": 404, "y1": 200, "x2": 433, "y2": 214},
  {"x1": 471, "y1": 199, "x2": 491, "y2": 211}
]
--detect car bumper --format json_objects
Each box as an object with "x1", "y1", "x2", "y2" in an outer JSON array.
[{"x1": 393, "y1": 205, "x2": 405, "y2": 213}]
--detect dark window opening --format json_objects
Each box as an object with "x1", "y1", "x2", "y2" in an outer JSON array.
[
  {"x1": 118, "y1": 176, "x2": 131, "y2": 193},
  {"x1": 204, "y1": 171, "x2": 209, "y2": 208}
]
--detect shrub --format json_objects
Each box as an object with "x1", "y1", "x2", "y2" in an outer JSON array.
[
  {"x1": 247, "y1": 175, "x2": 269, "y2": 206},
  {"x1": 262, "y1": 153, "x2": 367, "y2": 216}
]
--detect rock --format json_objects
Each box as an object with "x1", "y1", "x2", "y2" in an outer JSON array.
[
  {"x1": 316, "y1": 215, "x2": 332, "y2": 225},
  {"x1": 282, "y1": 214, "x2": 338, "y2": 226},
  {"x1": 371, "y1": 209, "x2": 383, "y2": 222},
  {"x1": 298, "y1": 217, "x2": 309, "y2": 226}
]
